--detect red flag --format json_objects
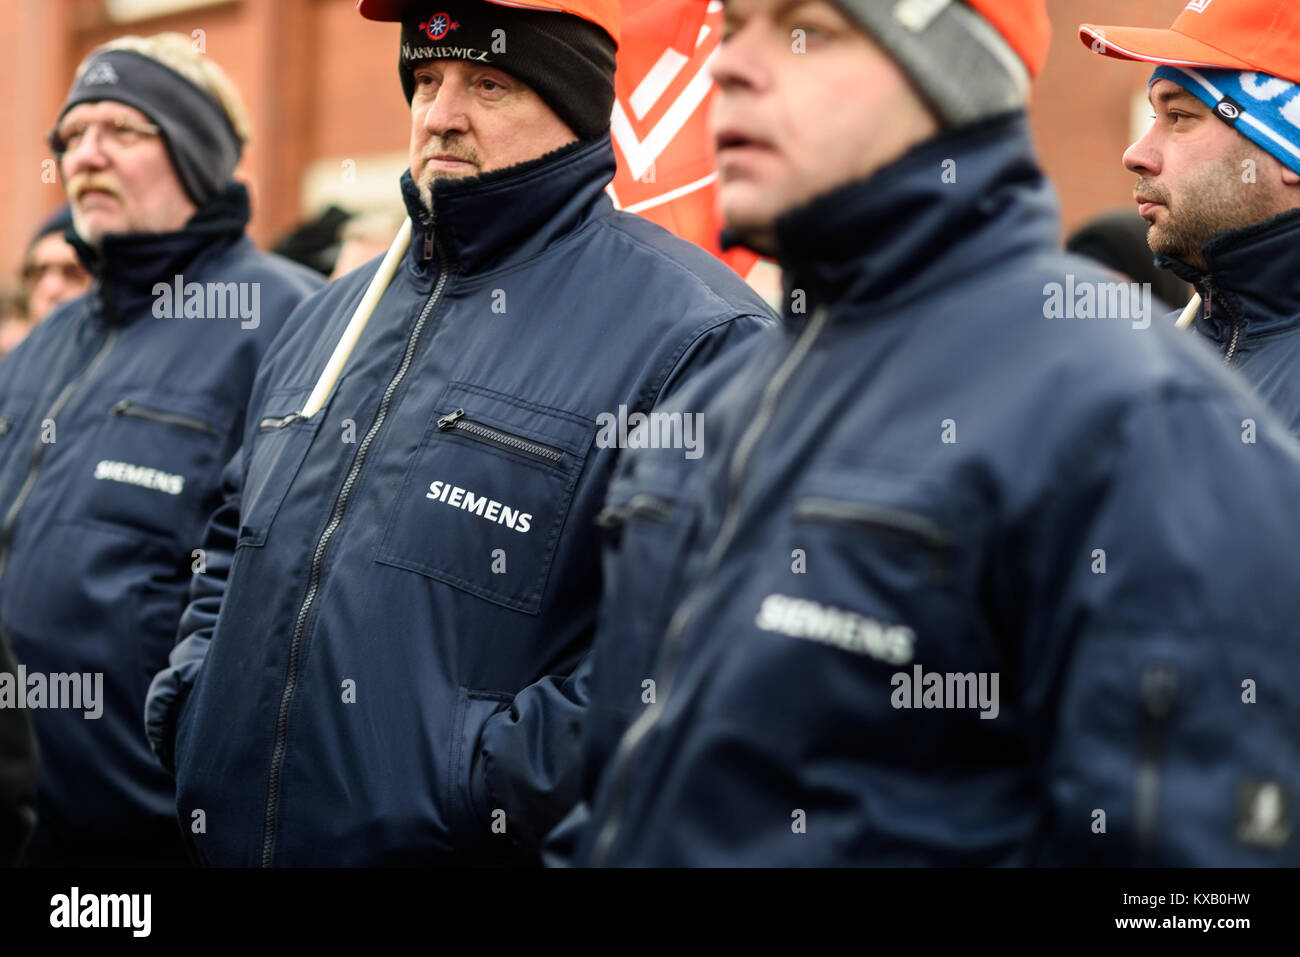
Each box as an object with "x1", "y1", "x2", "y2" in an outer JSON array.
[{"x1": 609, "y1": 0, "x2": 764, "y2": 281}]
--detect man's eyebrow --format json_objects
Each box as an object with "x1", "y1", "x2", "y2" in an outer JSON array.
[
  {"x1": 1150, "y1": 87, "x2": 1203, "y2": 109},
  {"x1": 775, "y1": 0, "x2": 830, "y2": 18},
  {"x1": 727, "y1": 0, "x2": 823, "y2": 24}
]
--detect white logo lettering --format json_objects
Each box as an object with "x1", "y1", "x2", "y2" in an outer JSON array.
[
  {"x1": 1240, "y1": 72, "x2": 1294, "y2": 102},
  {"x1": 426, "y1": 480, "x2": 531, "y2": 533},
  {"x1": 754, "y1": 594, "x2": 914, "y2": 664},
  {"x1": 93, "y1": 460, "x2": 184, "y2": 495},
  {"x1": 401, "y1": 43, "x2": 491, "y2": 64}
]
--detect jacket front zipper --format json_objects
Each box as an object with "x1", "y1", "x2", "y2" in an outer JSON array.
[
  {"x1": 110, "y1": 399, "x2": 214, "y2": 435},
  {"x1": 1224, "y1": 322, "x2": 1242, "y2": 364},
  {"x1": 590, "y1": 305, "x2": 833, "y2": 865},
  {"x1": 260, "y1": 213, "x2": 450, "y2": 867},
  {"x1": 1202, "y1": 280, "x2": 1243, "y2": 365},
  {"x1": 437, "y1": 408, "x2": 563, "y2": 465},
  {"x1": 0, "y1": 326, "x2": 120, "y2": 586}
]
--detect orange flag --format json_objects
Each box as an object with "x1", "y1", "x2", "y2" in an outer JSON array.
[{"x1": 608, "y1": 0, "x2": 763, "y2": 280}]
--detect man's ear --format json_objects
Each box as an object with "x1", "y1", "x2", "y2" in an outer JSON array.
[{"x1": 1283, "y1": 167, "x2": 1300, "y2": 186}]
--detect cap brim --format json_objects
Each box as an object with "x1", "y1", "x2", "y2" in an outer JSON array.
[
  {"x1": 356, "y1": 0, "x2": 408, "y2": 21},
  {"x1": 1079, "y1": 24, "x2": 1254, "y2": 72},
  {"x1": 356, "y1": 0, "x2": 571, "y2": 21}
]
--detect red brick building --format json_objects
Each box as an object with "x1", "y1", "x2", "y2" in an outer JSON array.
[{"x1": 0, "y1": 0, "x2": 1184, "y2": 278}]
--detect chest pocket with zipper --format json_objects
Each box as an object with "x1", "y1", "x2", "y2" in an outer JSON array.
[
  {"x1": 376, "y1": 380, "x2": 593, "y2": 615},
  {"x1": 72, "y1": 388, "x2": 231, "y2": 546},
  {"x1": 777, "y1": 468, "x2": 986, "y2": 673}
]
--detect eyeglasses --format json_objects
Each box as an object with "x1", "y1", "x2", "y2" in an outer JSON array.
[
  {"x1": 47, "y1": 116, "x2": 161, "y2": 156},
  {"x1": 22, "y1": 262, "x2": 88, "y2": 285}
]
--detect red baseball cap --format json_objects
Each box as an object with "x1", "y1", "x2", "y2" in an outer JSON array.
[
  {"x1": 357, "y1": 0, "x2": 621, "y2": 45},
  {"x1": 1080, "y1": 0, "x2": 1300, "y2": 87},
  {"x1": 966, "y1": 0, "x2": 1052, "y2": 79}
]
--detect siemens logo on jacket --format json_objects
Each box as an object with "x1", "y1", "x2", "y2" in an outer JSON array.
[{"x1": 426, "y1": 480, "x2": 532, "y2": 533}]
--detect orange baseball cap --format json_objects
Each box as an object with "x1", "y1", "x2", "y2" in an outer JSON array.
[
  {"x1": 1080, "y1": 0, "x2": 1300, "y2": 87},
  {"x1": 357, "y1": 0, "x2": 621, "y2": 46},
  {"x1": 966, "y1": 0, "x2": 1052, "y2": 79}
]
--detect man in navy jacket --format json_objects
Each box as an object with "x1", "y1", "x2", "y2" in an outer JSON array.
[
  {"x1": 560, "y1": 0, "x2": 1300, "y2": 865},
  {"x1": 1083, "y1": 0, "x2": 1300, "y2": 433},
  {"x1": 0, "y1": 33, "x2": 321, "y2": 865},
  {"x1": 145, "y1": 0, "x2": 773, "y2": 865}
]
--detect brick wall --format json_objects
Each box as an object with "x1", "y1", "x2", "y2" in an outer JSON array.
[{"x1": 0, "y1": 0, "x2": 1190, "y2": 276}]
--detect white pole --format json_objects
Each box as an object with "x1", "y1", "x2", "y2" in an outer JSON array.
[
  {"x1": 300, "y1": 217, "x2": 414, "y2": 419},
  {"x1": 1175, "y1": 293, "x2": 1201, "y2": 330}
]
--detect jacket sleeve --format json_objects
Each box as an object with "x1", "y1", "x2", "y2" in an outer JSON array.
[
  {"x1": 0, "y1": 624, "x2": 39, "y2": 865},
  {"x1": 471, "y1": 312, "x2": 775, "y2": 856},
  {"x1": 1028, "y1": 389, "x2": 1300, "y2": 865},
  {"x1": 144, "y1": 449, "x2": 243, "y2": 775}
]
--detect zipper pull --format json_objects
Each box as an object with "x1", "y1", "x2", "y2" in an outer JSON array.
[
  {"x1": 422, "y1": 230, "x2": 434, "y2": 262},
  {"x1": 594, "y1": 504, "x2": 629, "y2": 530},
  {"x1": 437, "y1": 408, "x2": 465, "y2": 430},
  {"x1": 258, "y1": 412, "x2": 305, "y2": 431},
  {"x1": 627, "y1": 493, "x2": 675, "y2": 523},
  {"x1": 110, "y1": 399, "x2": 130, "y2": 416}
]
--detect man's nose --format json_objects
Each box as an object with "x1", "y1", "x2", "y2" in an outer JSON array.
[
  {"x1": 710, "y1": 23, "x2": 767, "y2": 94},
  {"x1": 36, "y1": 271, "x2": 63, "y2": 297},
  {"x1": 420, "y1": 83, "x2": 472, "y2": 136},
  {"x1": 1123, "y1": 125, "x2": 1162, "y2": 177}
]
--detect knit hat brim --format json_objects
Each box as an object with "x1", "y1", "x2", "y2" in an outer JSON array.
[{"x1": 829, "y1": 0, "x2": 1033, "y2": 128}]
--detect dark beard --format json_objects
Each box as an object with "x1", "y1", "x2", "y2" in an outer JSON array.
[{"x1": 1142, "y1": 147, "x2": 1278, "y2": 270}]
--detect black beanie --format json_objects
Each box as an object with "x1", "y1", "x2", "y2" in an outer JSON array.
[
  {"x1": 398, "y1": 3, "x2": 616, "y2": 140},
  {"x1": 28, "y1": 205, "x2": 75, "y2": 251},
  {"x1": 53, "y1": 49, "x2": 243, "y2": 206}
]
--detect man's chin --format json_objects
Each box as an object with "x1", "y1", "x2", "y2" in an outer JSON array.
[
  {"x1": 418, "y1": 165, "x2": 481, "y2": 187},
  {"x1": 1148, "y1": 231, "x2": 1206, "y2": 271},
  {"x1": 720, "y1": 220, "x2": 778, "y2": 258},
  {"x1": 416, "y1": 168, "x2": 482, "y2": 207},
  {"x1": 70, "y1": 213, "x2": 109, "y2": 249},
  {"x1": 719, "y1": 196, "x2": 785, "y2": 258}
]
